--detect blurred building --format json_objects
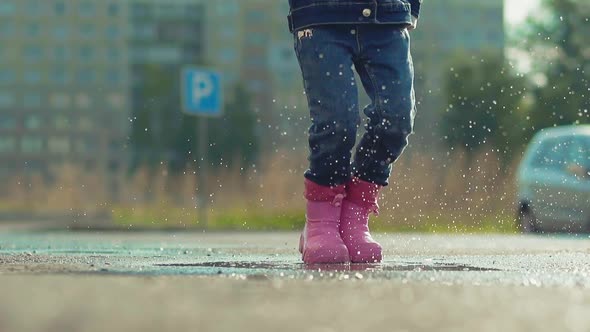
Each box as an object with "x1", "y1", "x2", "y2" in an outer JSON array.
[
  {"x1": 205, "y1": 0, "x2": 304, "y2": 148},
  {"x1": 128, "y1": 0, "x2": 304, "y2": 156},
  {"x1": 128, "y1": 0, "x2": 206, "y2": 164},
  {"x1": 203, "y1": 1, "x2": 242, "y2": 96},
  {"x1": 129, "y1": 0, "x2": 204, "y2": 67},
  {"x1": 0, "y1": 0, "x2": 129, "y2": 183},
  {"x1": 0, "y1": 0, "x2": 438, "y2": 185},
  {"x1": 411, "y1": 0, "x2": 505, "y2": 142},
  {"x1": 266, "y1": 1, "x2": 309, "y2": 145}
]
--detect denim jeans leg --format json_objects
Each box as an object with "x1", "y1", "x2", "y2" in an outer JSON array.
[
  {"x1": 352, "y1": 26, "x2": 416, "y2": 186},
  {"x1": 294, "y1": 26, "x2": 360, "y2": 187}
]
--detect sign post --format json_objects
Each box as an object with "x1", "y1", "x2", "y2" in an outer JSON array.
[{"x1": 181, "y1": 68, "x2": 223, "y2": 228}]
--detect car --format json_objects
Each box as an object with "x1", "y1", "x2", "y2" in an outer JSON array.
[{"x1": 516, "y1": 125, "x2": 590, "y2": 233}]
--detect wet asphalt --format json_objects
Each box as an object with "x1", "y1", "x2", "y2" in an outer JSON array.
[
  {"x1": 1, "y1": 230, "x2": 590, "y2": 332},
  {"x1": 1, "y1": 231, "x2": 590, "y2": 286}
]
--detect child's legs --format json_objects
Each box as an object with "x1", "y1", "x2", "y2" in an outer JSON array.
[
  {"x1": 352, "y1": 25, "x2": 416, "y2": 186},
  {"x1": 294, "y1": 26, "x2": 360, "y2": 187}
]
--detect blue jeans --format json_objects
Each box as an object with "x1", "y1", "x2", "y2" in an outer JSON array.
[{"x1": 294, "y1": 24, "x2": 416, "y2": 187}]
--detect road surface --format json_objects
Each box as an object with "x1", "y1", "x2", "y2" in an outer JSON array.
[{"x1": 0, "y1": 230, "x2": 589, "y2": 332}]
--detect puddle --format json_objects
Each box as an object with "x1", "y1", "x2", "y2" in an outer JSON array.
[{"x1": 155, "y1": 261, "x2": 501, "y2": 272}]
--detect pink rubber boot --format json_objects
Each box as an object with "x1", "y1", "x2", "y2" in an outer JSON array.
[
  {"x1": 299, "y1": 179, "x2": 350, "y2": 264},
  {"x1": 340, "y1": 177, "x2": 383, "y2": 263}
]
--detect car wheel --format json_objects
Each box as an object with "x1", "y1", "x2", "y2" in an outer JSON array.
[{"x1": 518, "y1": 205, "x2": 538, "y2": 233}]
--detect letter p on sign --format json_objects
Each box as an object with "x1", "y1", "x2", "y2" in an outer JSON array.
[{"x1": 181, "y1": 68, "x2": 223, "y2": 117}]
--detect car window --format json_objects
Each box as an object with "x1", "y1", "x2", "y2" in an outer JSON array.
[
  {"x1": 570, "y1": 137, "x2": 590, "y2": 168},
  {"x1": 530, "y1": 137, "x2": 571, "y2": 171}
]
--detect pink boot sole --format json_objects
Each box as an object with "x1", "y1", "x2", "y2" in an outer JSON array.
[
  {"x1": 299, "y1": 234, "x2": 349, "y2": 264},
  {"x1": 347, "y1": 243, "x2": 382, "y2": 263}
]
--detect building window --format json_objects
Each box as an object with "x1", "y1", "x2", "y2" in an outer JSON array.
[
  {"x1": 245, "y1": 57, "x2": 265, "y2": 68},
  {"x1": 183, "y1": 46, "x2": 202, "y2": 62},
  {"x1": 54, "y1": 46, "x2": 70, "y2": 61},
  {"x1": 53, "y1": 25, "x2": 69, "y2": 39},
  {"x1": 21, "y1": 136, "x2": 43, "y2": 153},
  {"x1": 246, "y1": 10, "x2": 265, "y2": 22},
  {"x1": 216, "y1": 2, "x2": 239, "y2": 16},
  {"x1": 79, "y1": 2, "x2": 95, "y2": 17},
  {"x1": 24, "y1": 71, "x2": 42, "y2": 84},
  {"x1": 54, "y1": 2, "x2": 66, "y2": 15},
  {"x1": 221, "y1": 27, "x2": 237, "y2": 39},
  {"x1": 108, "y1": 3, "x2": 119, "y2": 16},
  {"x1": 147, "y1": 46, "x2": 181, "y2": 63},
  {"x1": 26, "y1": 23, "x2": 41, "y2": 37},
  {"x1": 106, "y1": 26, "x2": 120, "y2": 39},
  {"x1": 23, "y1": 46, "x2": 44, "y2": 61},
  {"x1": 156, "y1": 4, "x2": 184, "y2": 18},
  {"x1": 0, "y1": 69, "x2": 15, "y2": 84},
  {"x1": 75, "y1": 141, "x2": 88, "y2": 153},
  {"x1": 51, "y1": 68, "x2": 70, "y2": 85},
  {"x1": 131, "y1": 3, "x2": 150, "y2": 18},
  {"x1": 107, "y1": 47, "x2": 120, "y2": 61},
  {"x1": 246, "y1": 33, "x2": 266, "y2": 46},
  {"x1": 0, "y1": 137, "x2": 16, "y2": 153},
  {"x1": 0, "y1": 116, "x2": 16, "y2": 129},
  {"x1": 79, "y1": 46, "x2": 94, "y2": 60},
  {"x1": 23, "y1": 93, "x2": 42, "y2": 108},
  {"x1": 108, "y1": 93, "x2": 125, "y2": 109},
  {"x1": 25, "y1": 1, "x2": 44, "y2": 16},
  {"x1": 0, "y1": 3, "x2": 16, "y2": 16},
  {"x1": 132, "y1": 24, "x2": 155, "y2": 39},
  {"x1": 54, "y1": 115, "x2": 69, "y2": 129},
  {"x1": 50, "y1": 93, "x2": 71, "y2": 109},
  {"x1": 80, "y1": 24, "x2": 95, "y2": 38},
  {"x1": 77, "y1": 69, "x2": 95, "y2": 84},
  {"x1": 48, "y1": 137, "x2": 70, "y2": 154},
  {"x1": 219, "y1": 49, "x2": 237, "y2": 63},
  {"x1": 76, "y1": 139, "x2": 98, "y2": 154},
  {"x1": 79, "y1": 117, "x2": 92, "y2": 131},
  {"x1": 24, "y1": 115, "x2": 42, "y2": 130},
  {"x1": 0, "y1": 22, "x2": 15, "y2": 38},
  {"x1": 106, "y1": 70, "x2": 121, "y2": 85},
  {"x1": 0, "y1": 92, "x2": 15, "y2": 107},
  {"x1": 76, "y1": 93, "x2": 91, "y2": 109}
]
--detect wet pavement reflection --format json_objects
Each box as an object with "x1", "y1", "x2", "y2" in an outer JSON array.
[{"x1": 155, "y1": 261, "x2": 501, "y2": 273}]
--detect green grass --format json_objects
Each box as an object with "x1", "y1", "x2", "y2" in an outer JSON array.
[
  {"x1": 112, "y1": 205, "x2": 518, "y2": 234},
  {"x1": 371, "y1": 214, "x2": 518, "y2": 234},
  {"x1": 111, "y1": 205, "x2": 305, "y2": 231}
]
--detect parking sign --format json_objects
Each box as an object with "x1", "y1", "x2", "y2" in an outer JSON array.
[{"x1": 181, "y1": 68, "x2": 223, "y2": 117}]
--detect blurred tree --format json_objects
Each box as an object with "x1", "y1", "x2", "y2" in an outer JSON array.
[
  {"x1": 129, "y1": 64, "x2": 181, "y2": 172},
  {"x1": 441, "y1": 52, "x2": 530, "y2": 161},
  {"x1": 209, "y1": 85, "x2": 259, "y2": 169},
  {"x1": 130, "y1": 65, "x2": 259, "y2": 175},
  {"x1": 521, "y1": 0, "x2": 590, "y2": 129}
]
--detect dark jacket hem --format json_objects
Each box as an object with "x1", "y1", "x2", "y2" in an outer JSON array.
[{"x1": 288, "y1": 2, "x2": 413, "y2": 33}]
